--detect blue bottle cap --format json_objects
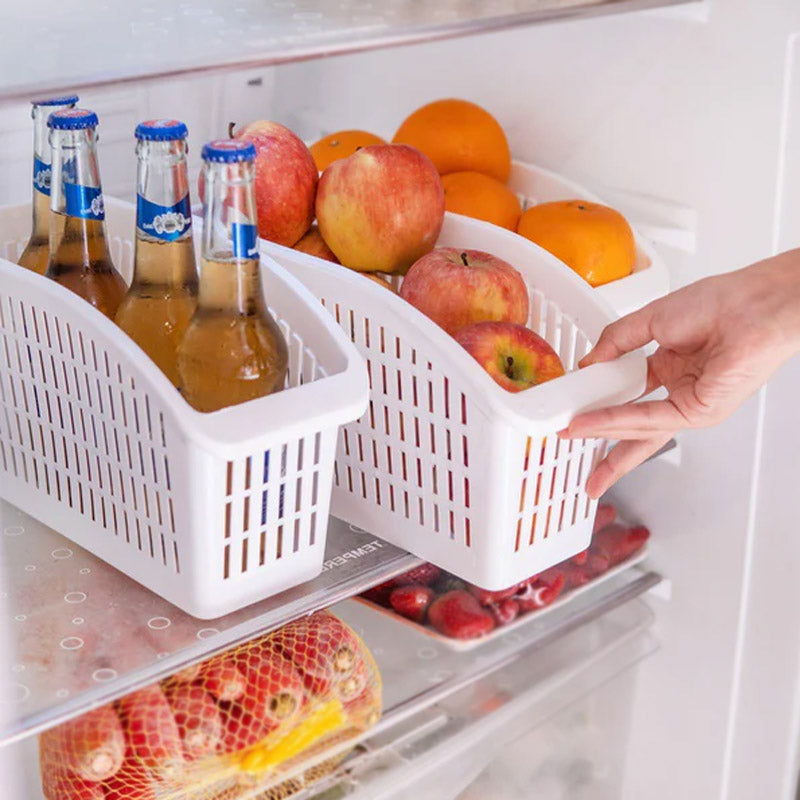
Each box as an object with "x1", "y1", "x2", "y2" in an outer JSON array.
[
  {"x1": 135, "y1": 119, "x2": 189, "y2": 141},
  {"x1": 48, "y1": 108, "x2": 99, "y2": 130},
  {"x1": 201, "y1": 139, "x2": 256, "y2": 163},
  {"x1": 31, "y1": 94, "x2": 79, "y2": 107}
]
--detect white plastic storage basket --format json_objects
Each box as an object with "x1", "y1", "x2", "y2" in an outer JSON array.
[
  {"x1": 507, "y1": 160, "x2": 670, "y2": 316},
  {"x1": 262, "y1": 215, "x2": 646, "y2": 590},
  {"x1": 0, "y1": 198, "x2": 368, "y2": 618}
]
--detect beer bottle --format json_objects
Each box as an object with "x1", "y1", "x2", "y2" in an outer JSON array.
[
  {"x1": 115, "y1": 119, "x2": 198, "y2": 388},
  {"x1": 18, "y1": 94, "x2": 78, "y2": 274},
  {"x1": 177, "y1": 139, "x2": 288, "y2": 412},
  {"x1": 45, "y1": 108, "x2": 126, "y2": 319}
]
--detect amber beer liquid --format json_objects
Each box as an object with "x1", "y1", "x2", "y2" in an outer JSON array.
[
  {"x1": 115, "y1": 120, "x2": 198, "y2": 387},
  {"x1": 17, "y1": 94, "x2": 78, "y2": 274},
  {"x1": 45, "y1": 108, "x2": 126, "y2": 319},
  {"x1": 177, "y1": 139, "x2": 288, "y2": 412}
]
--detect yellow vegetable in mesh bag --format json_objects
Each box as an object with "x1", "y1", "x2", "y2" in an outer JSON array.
[{"x1": 38, "y1": 611, "x2": 381, "y2": 800}]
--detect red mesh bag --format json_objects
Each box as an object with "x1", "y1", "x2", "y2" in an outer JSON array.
[{"x1": 39, "y1": 611, "x2": 381, "y2": 799}]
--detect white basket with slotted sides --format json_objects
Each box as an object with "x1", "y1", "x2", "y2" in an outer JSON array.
[
  {"x1": 0, "y1": 198, "x2": 368, "y2": 618},
  {"x1": 262, "y1": 215, "x2": 646, "y2": 590}
]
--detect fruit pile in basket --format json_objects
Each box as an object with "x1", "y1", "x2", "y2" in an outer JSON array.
[
  {"x1": 38, "y1": 611, "x2": 380, "y2": 800},
  {"x1": 230, "y1": 98, "x2": 635, "y2": 290},
  {"x1": 360, "y1": 503, "x2": 649, "y2": 640}
]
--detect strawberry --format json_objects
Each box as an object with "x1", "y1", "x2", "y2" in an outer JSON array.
[
  {"x1": 428, "y1": 591, "x2": 496, "y2": 639},
  {"x1": 467, "y1": 583, "x2": 522, "y2": 607},
  {"x1": 115, "y1": 685, "x2": 184, "y2": 777},
  {"x1": 516, "y1": 570, "x2": 565, "y2": 613},
  {"x1": 360, "y1": 583, "x2": 394, "y2": 607},
  {"x1": 279, "y1": 611, "x2": 361, "y2": 696},
  {"x1": 197, "y1": 656, "x2": 247, "y2": 703},
  {"x1": 581, "y1": 551, "x2": 611, "y2": 579},
  {"x1": 434, "y1": 574, "x2": 467, "y2": 595},
  {"x1": 163, "y1": 683, "x2": 222, "y2": 760},
  {"x1": 40, "y1": 763, "x2": 105, "y2": 800},
  {"x1": 593, "y1": 502, "x2": 617, "y2": 532},
  {"x1": 562, "y1": 565, "x2": 591, "y2": 590},
  {"x1": 488, "y1": 597, "x2": 519, "y2": 626},
  {"x1": 593, "y1": 524, "x2": 650, "y2": 566},
  {"x1": 39, "y1": 705, "x2": 124, "y2": 783},
  {"x1": 389, "y1": 584, "x2": 434, "y2": 622},
  {"x1": 387, "y1": 563, "x2": 442, "y2": 587},
  {"x1": 571, "y1": 550, "x2": 589, "y2": 566}
]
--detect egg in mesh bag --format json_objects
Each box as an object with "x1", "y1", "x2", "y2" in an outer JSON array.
[{"x1": 39, "y1": 611, "x2": 381, "y2": 800}]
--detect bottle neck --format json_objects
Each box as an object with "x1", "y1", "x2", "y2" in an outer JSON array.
[
  {"x1": 199, "y1": 159, "x2": 263, "y2": 313},
  {"x1": 31, "y1": 102, "x2": 74, "y2": 234},
  {"x1": 132, "y1": 139, "x2": 197, "y2": 286},
  {"x1": 49, "y1": 126, "x2": 106, "y2": 222}
]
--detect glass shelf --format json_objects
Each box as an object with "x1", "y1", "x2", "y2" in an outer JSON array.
[
  {"x1": 2, "y1": 0, "x2": 694, "y2": 102},
  {"x1": 0, "y1": 499, "x2": 420, "y2": 746},
  {"x1": 207, "y1": 571, "x2": 659, "y2": 800}
]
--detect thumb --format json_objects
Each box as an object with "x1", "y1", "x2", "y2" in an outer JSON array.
[{"x1": 580, "y1": 302, "x2": 657, "y2": 367}]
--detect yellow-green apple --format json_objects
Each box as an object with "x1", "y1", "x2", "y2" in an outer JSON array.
[
  {"x1": 400, "y1": 247, "x2": 529, "y2": 336},
  {"x1": 232, "y1": 121, "x2": 318, "y2": 247},
  {"x1": 454, "y1": 321, "x2": 565, "y2": 392},
  {"x1": 293, "y1": 224, "x2": 339, "y2": 263},
  {"x1": 315, "y1": 144, "x2": 444, "y2": 274}
]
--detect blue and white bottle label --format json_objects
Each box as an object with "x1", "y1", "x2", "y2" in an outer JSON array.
[
  {"x1": 33, "y1": 156, "x2": 51, "y2": 196},
  {"x1": 231, "y1": 222, "x2": 258, "y2": 259},
  {"x1": 64, "y1": 184, "x2": 105, "y2": 220},
  {"x1": 137, "y1": 195, "x2": 192, "y2": 241}
]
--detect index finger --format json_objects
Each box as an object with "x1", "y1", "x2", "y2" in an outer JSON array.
[{"x1": 580, "y1": 301, "x2": 658, "y2": 368}]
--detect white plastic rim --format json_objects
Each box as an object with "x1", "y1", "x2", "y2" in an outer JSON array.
[
  {"x1": 262, "y1": 213, "x2": 647, "y2": 590},
  {"x1": 0, "y1": 198, "x2": 369, "y2": 618}
]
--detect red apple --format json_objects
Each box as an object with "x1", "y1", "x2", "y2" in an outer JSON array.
[
  {"x1": 293, "y1": 224, "x2": 339, "y2": 263},
  {"x1": 316, "y1": 143, "x2": 445, "y2": 274},
  {"x1": 400, "y1": 248, "x2": 529, "y2": 335},
  {"x1": 232, "y1": 121, "x2": 318, "y2": 247},
  {"x1": 454, "y1": 321, "x2": 565, "y2": 392}
]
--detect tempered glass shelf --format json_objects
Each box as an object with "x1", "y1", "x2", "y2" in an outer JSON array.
[
  {"x1": 1, "y1": 0, "x2": 694, "y2": 102},
  {"x1": 0, "y1": 499, "x2": 420, "y2": 745},
  {"x1": 213, "y1": 577, "x2": 659, "y2": 800}
]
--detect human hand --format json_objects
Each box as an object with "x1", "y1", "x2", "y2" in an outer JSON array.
[{"x1": 559, "y1": 249, "x2": 800, "y2": 497}]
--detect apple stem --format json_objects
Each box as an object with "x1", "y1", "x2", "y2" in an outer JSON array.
[
  {"x1": 228, "y1": 121, "x2": 236, "y2": 138},
  {"x1": 507, "y1": 356, "x2": 514, "y2": 367},
  {"x1": 460, "y1": 252, "x2": 469, "y2": 267}
]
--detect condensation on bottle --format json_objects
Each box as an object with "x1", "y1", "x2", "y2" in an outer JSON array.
[
  {"x1": 17, "y1": 94, "x2": 79, "y2": 274},
  {"x1": 177, "y1": 139, "x2": 289, "y2": 413},
  {"x1": 115, "y1": 119, "x2": 198, "y2": 388},
  {"x1": 45, "y1": 108, "x2": 126, "y2": 319}
]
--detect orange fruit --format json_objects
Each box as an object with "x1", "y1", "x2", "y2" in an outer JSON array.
[
  {"x1": 392, "y1": 99, "x2": 511, "y2": 182},
  {"x1": 362, "y1": 273, "x2": 395, "y2": 291},
  {"x1": 309, "y1": 130, "x2": 386, "y2": 171},
  {"x1": 516, "y1": 200, "x2": 636, "y2": 287},
  {"x1": 442, "y1": 171, "x2": 522, "y2": 231}
]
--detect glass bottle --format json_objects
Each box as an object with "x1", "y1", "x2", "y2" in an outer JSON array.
[
  {"x1": 45, "y1": 108, "x2": 126, "y2": 319},
  {"x1": 177, "y1": 139, "x2": 288, "y2": 412},
  {"x1": 17, "y1": 94, "x2": 78, "y2": 274},
  {"x1": 115, "y1": 119, "x2": 198, "y2": 387}
]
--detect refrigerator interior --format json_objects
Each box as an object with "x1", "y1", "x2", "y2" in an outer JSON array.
[{"x1": 2, "y1": 1, "x2": 800, "y2": 798}]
